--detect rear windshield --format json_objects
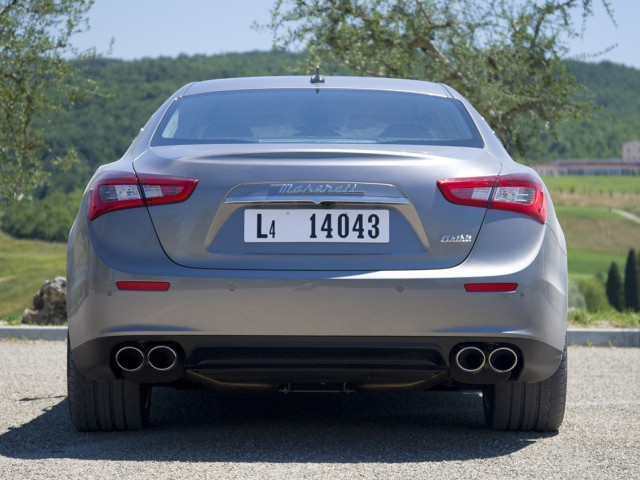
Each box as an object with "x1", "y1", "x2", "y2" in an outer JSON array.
[{"x1": 151, "y1": 88, "x2": 483, "y2": 148}]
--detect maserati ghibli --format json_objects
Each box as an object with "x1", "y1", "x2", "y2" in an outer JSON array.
[{"x1": 66, "y1": 74, "x2": 568, "y2": 431}]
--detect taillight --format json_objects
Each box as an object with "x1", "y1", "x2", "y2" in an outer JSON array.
[
  {"x1": 87, "y1": 171, "x2": 197, "y2": 221},
  {"x1": 437, "y1": 174, "x2": 546, "y2": 223}
]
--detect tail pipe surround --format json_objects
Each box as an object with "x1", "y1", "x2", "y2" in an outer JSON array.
[
  {"x1": 114, "y1": 346, "x2": 146, "y2": 372},
  {"x1": 114, "y1": 344, "x2": 181, "y2": 382},
  {"x1": 487, "y1": 347, "x2": 518, "y2": 374},
  {"x1": 147, "y1": 345, "x2": 178, "y2": 371},
  {"x1": 452, "y1": 344, "x2": 520, "y2": 383},
  {"x1": 455, "y1": 346, "x2": 486, "y2": 373}
]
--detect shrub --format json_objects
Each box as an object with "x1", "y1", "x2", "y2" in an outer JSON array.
[
  {"x1": 575, "y1": 277, "x2": 610, "y2": 313},
  {"x1": 1, "y1": 191, "x2": 82, "y2": 242},
  {"x1": 568, "y1": 281, "x2": 586, "y2": 311}
]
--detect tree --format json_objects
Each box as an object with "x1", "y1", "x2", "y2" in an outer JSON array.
[
  {"x1": 266, "y1": 0, "x2": 613, "y2": 157},
  {"x1": 624, "y1": 249, "x2": 639, "y2": 312},
  {"x1": 606, "y1": 261, "x2": 623, "y2": 312},
  {"x1": 0, "y1": 0, "x2": 98, "y2": 200}
]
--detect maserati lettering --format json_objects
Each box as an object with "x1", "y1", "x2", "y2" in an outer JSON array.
[{"x1": 271, "y1": 183, "x2": 364, "y2": 195}]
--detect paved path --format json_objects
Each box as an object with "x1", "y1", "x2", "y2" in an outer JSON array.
[
  {"x1": 1, "y1": 341, "x2": 639, "y2": 479},
  {"x1": 612, "y1": 208, "x2": 640, "y2": 225}
]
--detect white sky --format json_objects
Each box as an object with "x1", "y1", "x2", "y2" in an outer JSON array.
[{"x1": 70, "y1": 0, "x2": 640, "y2": 69}]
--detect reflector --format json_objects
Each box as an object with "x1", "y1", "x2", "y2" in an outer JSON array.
[
  {"x1": 464, "y1": 283, "x2": 518, "y2": 292},
  {"x1": 116, "y1": 281, "x2": 170, "y2": 291}
]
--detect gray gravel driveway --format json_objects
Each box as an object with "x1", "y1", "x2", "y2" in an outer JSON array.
[{"x1": 1, "y1": 341, "x2": 639, "y2": 479}]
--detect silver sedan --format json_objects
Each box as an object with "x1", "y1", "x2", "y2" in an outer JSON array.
[{"x1": 66, "y1": 75, "x2": 568, "y2": 432}]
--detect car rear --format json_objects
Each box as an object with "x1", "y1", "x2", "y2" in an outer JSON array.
[{"x1": 67, "y1": 76, "x2": 567, "y2": 431}]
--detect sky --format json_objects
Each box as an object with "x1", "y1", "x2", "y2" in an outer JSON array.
[{"x1": 70, "y1": 0, "x2": 640, "y2": 70}]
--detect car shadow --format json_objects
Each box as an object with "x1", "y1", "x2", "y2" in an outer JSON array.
[{"x1": 0, "y1": 388, "x2": 555, "y2": 462}]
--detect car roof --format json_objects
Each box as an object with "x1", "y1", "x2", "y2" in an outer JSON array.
[{"x1": 182, "y1": 76, "x2": 452, "y2": 98}]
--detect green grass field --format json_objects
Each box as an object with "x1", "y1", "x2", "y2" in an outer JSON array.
[
  {"x1": 553, "y1": 205, "x2": 640, "y2": 277},
  {"x1": 544, "y1": 175, "x2": 640, "y2": 217},
  {"x1": 0, "y1": 230, "x2": 66, "y2": 321},
  {"x1": 544, "y1": 176, "x2": 640, "y2": 279},
  {"x1": 543, "y1": 175, "x2": 640, "y2": 195},
  {"x1": 565, "y1": 249, "x2": 628, "y2": 278}
]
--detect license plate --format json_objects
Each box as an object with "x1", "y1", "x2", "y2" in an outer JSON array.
[{"x1": 244, "y1": 209, "x2": 389, "y2": 243}]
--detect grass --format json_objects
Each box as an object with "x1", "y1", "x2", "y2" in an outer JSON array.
[
  {"x1": 566, "y1": 249, "x2": 628, "y2": 278},
  {"x1": 545, "y1": 176, "x2": 640, "y2": 328},
  {"x1": 544, "y1": 175, "x2": 640, "y2": 217},
  {"x1": 0, "y1": 229, "x2": 66, "y2": 321},
  {"x1": 556, "y1": 206, "x2": 640, "y2": 254},
  {"x1": 554, "y1": 204, "x2": 638, "y2": 277},
  {"x1": 544, "y1": 176, "x2": 640, "y2": 278},
  {"x1": 568, "y1": 310, "x2": 640, "y2": 329},
  {"x1": 543, "y1": 175, "x2": 640, "y2": 195}
]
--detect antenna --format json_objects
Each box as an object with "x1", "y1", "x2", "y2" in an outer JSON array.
[{"x1": 310, "y1": 66, "x2": 325, "y2": 84}]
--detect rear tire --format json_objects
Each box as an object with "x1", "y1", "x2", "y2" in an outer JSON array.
[
  {"x1": 67, "y1": 338, "x2": 151, "y2": 431},
  {"x1": 483, "y1": 343, "x2": 567, "y2": 431}
]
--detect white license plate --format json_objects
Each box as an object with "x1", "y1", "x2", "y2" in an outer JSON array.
[{"x1": 244, "y1": 209, "x2": 389, "y2": 243}]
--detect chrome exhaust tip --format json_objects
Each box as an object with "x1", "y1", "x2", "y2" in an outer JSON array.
[
  {"x1": 115, "y1": 346, "x2": 145, "y2": 372},
  {"x1": 455, "y1": 346, "x2": 486, "y2": 374},
  {"x1": 147, "y1": 345, "x2": 178, "y2": 371},
  {"x1": 488, "y1": 347, "x2": 518, "y2": 373}
]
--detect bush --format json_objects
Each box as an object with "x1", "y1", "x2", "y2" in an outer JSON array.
[
  {"x1": 1, "y1": 191, "x2": 82, "y2": 242},
  {"x1": 568, "y1": 281, "x2": 587, "y2": 311},
  {"x1": 574, "y1": 277, "x2": 610, "y2": 313}
]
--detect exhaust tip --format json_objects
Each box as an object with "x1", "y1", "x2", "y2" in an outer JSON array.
[
  {"x1": 147, "y1": 345, "x2": 178, "y2": 371},
  {"x1": 115, "y1": 346, "x2": 145, "y2": 372},
  {"x1": 488, "y1": 347, "x2": 518, "y2": 373},
  {"x1": 455, "y1": 346, "x2": 486, "y2": 374}
]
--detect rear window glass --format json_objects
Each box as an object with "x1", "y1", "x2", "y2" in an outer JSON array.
[{"x1": 152, "y1": 88, "x2": 483, "y2": 148}]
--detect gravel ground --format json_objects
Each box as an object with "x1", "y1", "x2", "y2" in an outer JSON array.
[{"x1": 0, "y1": 341, "x2": 639, "y2": 479}]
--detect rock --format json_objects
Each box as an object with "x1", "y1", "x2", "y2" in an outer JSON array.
[{"x1": 22, "y1": 277, "x2": 67, "y2": 325}]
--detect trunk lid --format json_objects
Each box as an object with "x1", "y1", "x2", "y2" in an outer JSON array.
[{"x1": 133, "y1": 145, "x2": 501, "y2": 270}]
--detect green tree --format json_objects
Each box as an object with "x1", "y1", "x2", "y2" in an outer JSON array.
[
  {"x1": 267, "y1": 0, "x2": 612, "y2": 156},
  {"x1": 0, "y1": 0, "x2": 98, "y2": 200},
  {"x1": 624, "y1": 249, "x2": 639, "y2": 312},
  {"x1": 606, "y1": 261, "x2": 624, "y2": 312}
]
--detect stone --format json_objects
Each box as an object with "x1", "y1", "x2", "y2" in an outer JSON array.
[{"x1": 22, "y1": 277, "x2": 67, "y2": 325}]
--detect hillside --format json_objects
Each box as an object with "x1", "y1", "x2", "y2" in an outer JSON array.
[
  {"x1": 527, "y1": 61, "x2": 640, "y2": 162},
  {"x1": 544, "y1": 176, "x2": 640, "y2": 277},
  {"x1": 42, "y1": 51, "x2": 306, "y2": 192},
  {"x1": 38, "y1": 52, "x2": 640, "y2": 191}
]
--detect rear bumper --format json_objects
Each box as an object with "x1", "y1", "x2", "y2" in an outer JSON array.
[
  {"x1": 72, "y1": 333, "x2": 563, "y2": 387},
  {"x1": 68, "y1": 220, "x2": 567, "y2": 385}
]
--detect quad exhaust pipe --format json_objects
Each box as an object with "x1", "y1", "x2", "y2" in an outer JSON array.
[
  {"x1": 454, "y1": 345, "x2": 518, "y2": 374},
  {"x1": 147, "y1": 345, "x2": 178, "y2": 371},
  {"x1": 115, "y1": 345, "x2": 179, "y2": 372},
  {"x1": 455, "y1": 346, "x2": 486, "y2": 373},
  {"x1": 487, "y1": 347, "x2": 518, "y2": 373},
  {"x1": 114, "y1": 346, "x2": 146, "y2": 372}
]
